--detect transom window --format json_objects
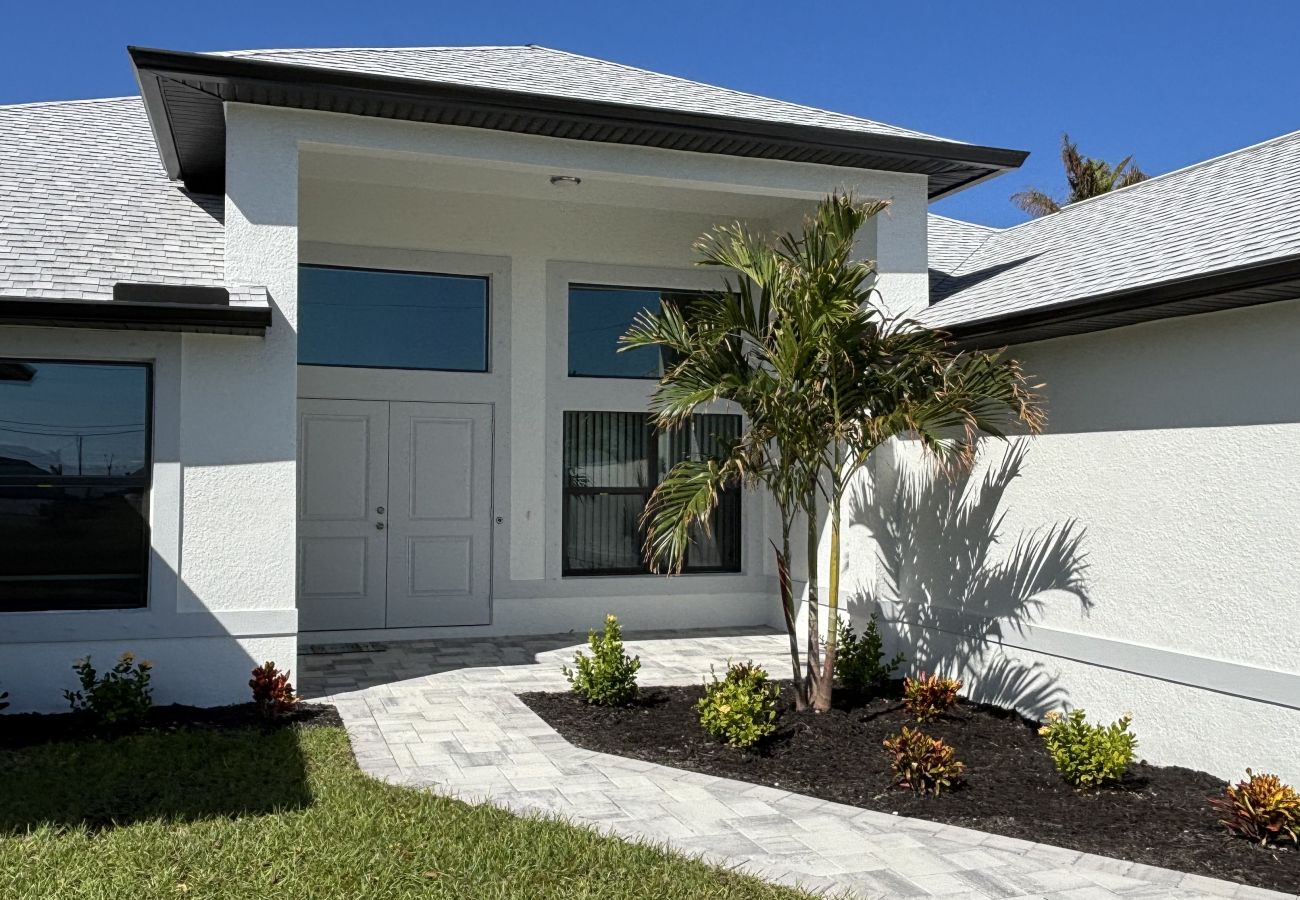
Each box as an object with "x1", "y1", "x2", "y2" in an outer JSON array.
[
  {"x1": 0, "y1": 360, "x2": 151, "y2": 611},
  {"x1": 567, "y1": 284, "x2": 709, "y2": 379},
  {"x1": 562, "y1": 411, "x2": 741, "y2": 575},
  {"x1": 299, "y1": 264, "x2": 489, "y2": 372}
]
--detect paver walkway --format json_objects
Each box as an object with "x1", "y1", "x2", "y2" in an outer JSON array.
[{"x1": 299, "y1": 628, "x2": 1293, "y2": 900}]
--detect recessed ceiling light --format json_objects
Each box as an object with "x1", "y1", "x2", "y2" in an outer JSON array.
[{"x1": 549, "y1": 175, "x2": 582, "y2": 187}]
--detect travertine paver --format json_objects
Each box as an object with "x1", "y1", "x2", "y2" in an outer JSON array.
[{"x1": 299, "y1": 628, "x2": 1295, "y2": 900}]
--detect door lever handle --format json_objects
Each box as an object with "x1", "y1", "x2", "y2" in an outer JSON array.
[{"x1": 375, "y1": 522, "x2": 385, "y2": 531}]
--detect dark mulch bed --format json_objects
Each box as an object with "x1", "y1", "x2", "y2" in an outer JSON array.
[
  {"x1": 0, "y1": 702, "x2": 341, "y2": 750},
  {"x1": 522, "y1": 682, "x2": 1299, "y2": 895}
]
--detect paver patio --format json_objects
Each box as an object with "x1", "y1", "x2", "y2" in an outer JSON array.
[{"x1": 299, "y1": 628, "x2": 1295, "y2": 900}]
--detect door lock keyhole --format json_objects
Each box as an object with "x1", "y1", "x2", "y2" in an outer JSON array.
[{"x1": 376, "y1": 506, "x2": 385, "y2": 515}]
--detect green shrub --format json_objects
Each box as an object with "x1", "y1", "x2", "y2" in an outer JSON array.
[
  {"x1": 250, "y1": 660, "x2": 300, "y2": 720},
  {"x1": 882, "y1": 726, "x2": 965, "y2": 796},
  {"x1": 563, "y1": 615, "x2": 641, "y2": 706},
  {"x1": 1209, "y1": 769, "x2": 1299, "y2": 846},
  {"x1": 64, "y1": 652, "x2": 153, "y2": 728},
  {"x1": 902, "y1": 671, "x2": 962, "y2": 722},
  {"x1": 696, "y1": 661, "x2": 780, "y2": 748},
  {"x1": 1039, "y1": 708, "x2": 1137, "y2": 788},
  {"x1": 834, "y1": 613, "x2": 903, "y2": 696}
]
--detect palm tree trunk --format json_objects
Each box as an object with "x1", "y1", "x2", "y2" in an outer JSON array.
[
  {"x1": 803, "y1": 488, "x2": 822, "y2": 707},
  {"x1": 771, "y1": 522, "x2": 805, "y2": 709},
  {"x1": 812, "y1": 489, "x2": 841, "y2": 712}
]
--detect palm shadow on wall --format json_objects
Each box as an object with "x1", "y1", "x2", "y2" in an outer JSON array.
[{"x1": 848, "y1": 442, "x2": 1091, "y2": 717}]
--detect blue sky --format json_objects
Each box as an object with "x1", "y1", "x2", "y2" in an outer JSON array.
[{"x1": 5, "y1": 1, "x2": 1297, "y2": 227}]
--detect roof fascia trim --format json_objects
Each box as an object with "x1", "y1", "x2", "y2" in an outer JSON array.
[
  {"x1": 942, "y1": 254, "x2": 1300, "y2": 348},
  {"x1": 0, "y1": 295, "x2": 271, "y2": 335},
  {"x1": 128, "y1": 46, "x2": 1028, "y2": 195}
]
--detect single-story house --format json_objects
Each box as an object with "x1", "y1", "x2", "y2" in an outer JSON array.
[{"x1": 0, "y1": 45, "x2": 1294, "y2": 783}]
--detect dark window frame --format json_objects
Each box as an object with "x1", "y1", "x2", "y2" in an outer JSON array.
[
  {"x1": 561, "y1": 411, "x2": 742, "y2": 577},
  {"x1": 298, "y1": 262, "x2": 492, "y2": 373},
  {"x1": 0, "y1": 358, "x2": 153, "y2": 612},
  {"x1": 566, "y1": 282, "x2": 715, "y2": 380}
]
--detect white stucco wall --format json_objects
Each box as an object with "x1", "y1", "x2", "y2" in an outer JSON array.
[
  {"x1": 0, "y1": 321, "x2": 297, "y2": 712},
  {"x1": 839, "y1": 298, "x2": 1300, "y2": 783}
]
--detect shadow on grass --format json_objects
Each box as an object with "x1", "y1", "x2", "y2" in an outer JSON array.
[{"x1": 0, "y1": 719, "x2": 313, "y2": 832}]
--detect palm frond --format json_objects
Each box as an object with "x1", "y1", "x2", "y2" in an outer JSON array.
[{"x1": 641, "y1": 456, "x2": 738, "y2": 574}]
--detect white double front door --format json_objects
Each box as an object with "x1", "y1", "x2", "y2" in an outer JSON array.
[{"x1": 297, "y1": 399, "x2": 493, "y2": 631}]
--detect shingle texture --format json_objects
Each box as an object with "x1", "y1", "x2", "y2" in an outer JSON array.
[
  {"x1": 927, "y1": 213, "x2": 998, "y2": 295},
  {"x1": 0, "y1": 97, "x2": 223, "y2": 301},
  {"x1": 213, "y1": 45, "x2": 954, "y2": 143},
  {"x1": 922, "y1": 129, "x2": 1300, "y2": 327}
]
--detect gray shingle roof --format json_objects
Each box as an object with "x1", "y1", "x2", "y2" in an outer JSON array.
[
  {"x1": 922, "y1": 129, "x2": 1300, "y2": 328},
  {"x1": 212, "y1": 45, "x2": 955, "y2": 143},
  {"x1": 927, "y1": 213, "x2": 998, "y2": 294},
  {"x1": 0, "y1": 97, "x2": 223, "y2": 301}
]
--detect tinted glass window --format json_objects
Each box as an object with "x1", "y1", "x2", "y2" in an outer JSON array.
[
  {"x1": 0, "y1": 362, "x2": 148, "y2": 478},
  {"x1": 0, "y1": 361, "x2": 151, "y2": 611},
  {"x1": 299, "y1": 265, "x2": 489, "y2": 372},
  {"x1": 562, "y1": 411, "x2": 741, "y2": 575},
  {"x1": 567, "y1": 285, "x2": 706, "y2": 378}
]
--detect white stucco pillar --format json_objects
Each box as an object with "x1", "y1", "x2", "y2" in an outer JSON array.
[
  {"x1": 175, "y1": 103, "x2": 300, "y2": 619},
  {"x1": 509, "y1": 256, "x2": 548, "y2": 581},
  {"x1": 863, "y1": 177, "x2": 930, "y2": 320}
]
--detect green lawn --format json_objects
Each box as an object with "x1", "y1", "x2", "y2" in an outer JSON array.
[{"x1": 0, "y1": 723, "x2": 809, "y2": 899}]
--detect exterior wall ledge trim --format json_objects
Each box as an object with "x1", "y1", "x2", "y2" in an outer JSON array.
[
  {"x1": 876, "y1": 598, "x2": 1299, "y2": 711},
  {"x1": 0, "y1": 609, "x2": 298, "y2": 645}
]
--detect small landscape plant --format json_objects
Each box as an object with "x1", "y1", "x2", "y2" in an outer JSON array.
[
  {"x1": 834, "y1": 613, "x2": 903, "y2": 696},
  {"x1": 883, "y1": 726, "x2": 965, "y2": 796},
  {"x1": 696, "y1": 660, "x2": 780, "y2": 749},
  {"x1": 1209, "y1": 769, "x2": 1299, "y2": 846},
  {"x1": 1038, "y1": 708, "x2": 1137, "y2": 788},
  {"x1": 250, "y1": 660, "x2": 300, "y2": 720},
  {"x1": 64, "y1": 651, "x2": 153, "y2": 728},
  {"x1": 902, "y1": 671, "x2": 962, "y2": 722},
  {"x1": 563, "y1": 614, "x2": 640, "y2": 706}
]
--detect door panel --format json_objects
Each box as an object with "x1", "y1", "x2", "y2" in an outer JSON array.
[
  {"x1": 386, "y1": 402, "x2": 492, "y2": 627},
  {"x1": 297, "y1": 399, "x2": 389, "y2": 631}
]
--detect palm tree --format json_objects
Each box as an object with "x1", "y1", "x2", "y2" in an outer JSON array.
[
  {"x1": 624, "y1": 194, "x2": 1043, "y2": 711},
  {"x1": 1012, "y1": 133, "x2": 1148, "y2": 217}
]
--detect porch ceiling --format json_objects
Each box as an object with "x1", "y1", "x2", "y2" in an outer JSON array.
[{"x1": 298, "y1": 148, "x2": 817, "y2": 219}]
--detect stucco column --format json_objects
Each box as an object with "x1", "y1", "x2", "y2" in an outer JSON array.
[
  {"x1": 865, "y1": 179, "x2": 929, "y2": 320},
  {"x1": 175, "y1": 103, "x2": 299, "y2": 620},
  {"x1": 509, "y1": 256, "x2": 548, "y2": 581}
]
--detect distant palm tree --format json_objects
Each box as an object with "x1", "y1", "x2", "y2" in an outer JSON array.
[{"x1": 1012, "y1": 133, "x2": 1149, "y2": 217}]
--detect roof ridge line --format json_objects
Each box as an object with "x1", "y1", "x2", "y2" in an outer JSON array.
[
  {"x1": 928, "y1": 212, "x2": 1002, "y2": 232},
  {"x1": 532, "y1": 45, "x2": 946, "y2": 140},
  {"x1": 992, "y1": 126, "x2": 1300, "y2": 236},
  {"x1": 214, "y1": 45, "x2": 529, "y2": 57},
  {"x1": 0, "y1": 95, "x2": 139, "y2": 111}
]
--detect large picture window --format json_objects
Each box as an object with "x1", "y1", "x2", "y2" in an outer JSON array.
[
  {"x1": 567, "y1": 284, "x2": 709, "y2": 378},
  {"x1": 563, "y1": 411, "x2": 741, "y2": 575},
  {"x1": 299, "y1": 264, "x2": 489, "y2": 371},
  {"x1": 0, "y1": 361, "x2": 151, "y2": 611}
]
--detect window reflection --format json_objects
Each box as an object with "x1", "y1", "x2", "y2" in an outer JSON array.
[
  {"x1": 0, "y1": 361, "x2": 151, "y2": 611},
  {"x1": 299, "y1": 265, "x2": 489, "y2": 371}
]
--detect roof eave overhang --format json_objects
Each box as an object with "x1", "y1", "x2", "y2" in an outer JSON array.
[
  {"x1": 128, "y1": 46, "x2": 1028, "y2": 198},
  {"x1": 0, "y1": 294, "x2": 272, "y2": 336},
  {"x1": 941, "y1": 254, "x2": 1300, "y2": 349}
]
